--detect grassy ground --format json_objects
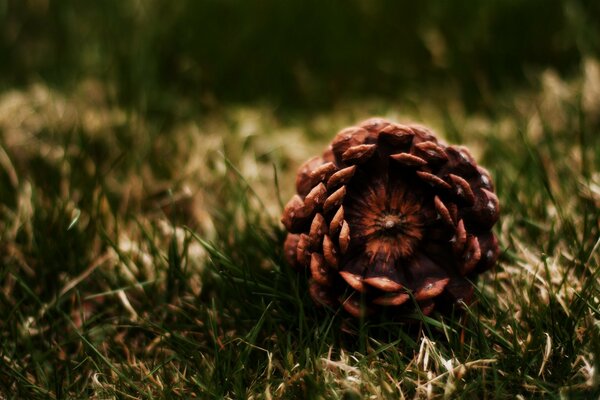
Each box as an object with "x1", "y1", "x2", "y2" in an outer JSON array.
[
  {"x1": 2, "y1": 2, "x2": 600, "y2": 398},
  {"x1": 0, "y1": 57, "x2": 599, "y2": 398}
]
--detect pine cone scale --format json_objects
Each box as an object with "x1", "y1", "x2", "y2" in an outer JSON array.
[
  {"x1": 339, "y1": 271, "x2": 367, "y2": 293},
  {"x1": 327, "y1": 165, "x2": 356, "y2": 190}
]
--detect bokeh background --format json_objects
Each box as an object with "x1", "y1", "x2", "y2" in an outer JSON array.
[{"x1": 2, "y1": 0, "x2": 599, "y2": 111}]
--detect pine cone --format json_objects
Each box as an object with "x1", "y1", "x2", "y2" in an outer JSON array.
[{"x1": 281, "y1": 118, "x2": 500, "y2": 318}]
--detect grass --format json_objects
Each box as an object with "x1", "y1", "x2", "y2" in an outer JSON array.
[
  {"x1": 0, "y1": 60, "x2": 599, "y2": 398},
  {"x1": 1, "y1": 1, "x2": 600, "y2": 395},
  {"x1": 2, "y1": 0, "x2": 599, "y2": 108}
]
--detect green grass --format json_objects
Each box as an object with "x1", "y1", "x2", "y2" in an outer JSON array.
[
  {"x1": 0, "y1": 62, "x2": 599, "y2": 398},
  {"x1": 2, "y1": 0, "x2": 599, "y2": 108},
  {"x1": 1, "y1": 1, "x2": 600, "y2": 397}
]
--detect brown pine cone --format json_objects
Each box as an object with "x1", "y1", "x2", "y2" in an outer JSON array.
[{"x1": 281, "y1": 118, "x2": 500, "y2": 318}]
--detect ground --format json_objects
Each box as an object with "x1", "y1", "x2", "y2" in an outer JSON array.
[{"x1": 1, "y1": 62, "x2": 599, "y2": 398}]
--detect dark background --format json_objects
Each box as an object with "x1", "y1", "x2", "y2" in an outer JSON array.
[{"x1": 1, "y1": 0, "x2": 599, "y2": 112}]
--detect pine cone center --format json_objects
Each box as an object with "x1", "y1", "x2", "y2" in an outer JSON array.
[
  {"x1": 346, "y1": 177, "x2": 424, "y2": 262},
  {"x1": 380, "y1": 214, "x2": 403, "y2": 232}
]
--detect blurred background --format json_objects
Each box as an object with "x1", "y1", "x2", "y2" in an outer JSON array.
[
  {"x1": 1, "y1": 0, "x2": 600, "y2": 240},
  {"x1": 2, "y1": 0, "x2": 599, "y2": 113}
]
